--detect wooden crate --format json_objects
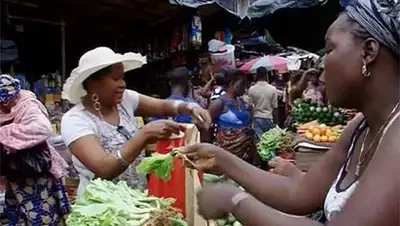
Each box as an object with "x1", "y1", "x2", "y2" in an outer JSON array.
[{"x1": 295, "y1": 147, "x2": 328, "y2": 171}]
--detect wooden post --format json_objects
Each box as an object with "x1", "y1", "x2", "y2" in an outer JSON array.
[{"x1": 61, "y1": 21, "x2": 66, "y2": 82}]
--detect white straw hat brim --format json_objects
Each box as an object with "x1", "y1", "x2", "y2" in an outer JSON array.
[{"x1": 62, "y1": 51, "x2": 146, "y2": 104}]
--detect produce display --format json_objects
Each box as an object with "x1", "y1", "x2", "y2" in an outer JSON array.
[
  {"x1": 257, "y1": 127, "x2": 296, "y2": 161},
  {"x1": 292, "y1": 99, "x2": 347, "y2": 125},
  {"x1": 297, "y1": 121, "x2": 344, "y2": 143},
  {"x1": 66, "y1": 179, "x2": 187, "y2": 226},
  {"x1": 215, "y1": 214, "x2": 242, "y2": 226}
]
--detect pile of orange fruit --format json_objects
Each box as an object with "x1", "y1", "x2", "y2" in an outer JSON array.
[{"x1": 297, "y1": 121, "x2": 344, "y2": 143}]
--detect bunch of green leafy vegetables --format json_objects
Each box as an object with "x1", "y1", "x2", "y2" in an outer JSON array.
[
  {"x1": 66, "y1": 179, "x2": 187, "y2": 226},
  {"x1": 257, "y1": 127, "x2": 287, "y2": 161},
  {"x1": 136, "y1": 149, "x2": 181, "y2": 180}
]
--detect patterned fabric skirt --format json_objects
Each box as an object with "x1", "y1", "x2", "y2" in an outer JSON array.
[
  {"x1": 4, "y1": 175, "x2": 70, "y2": 226},
  {"x1": 214, "y1": 127, "x2": 261, "y2": 167}
]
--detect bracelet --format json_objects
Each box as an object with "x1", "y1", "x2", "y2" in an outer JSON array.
[
  {"x1": 231, "y1": 192, "x2": 251, "y2": 210},
  {"x1": 172, "y1": 100, "x2": 183, "y2": 115},
  {"x1": 115, "y1": 150, "x2": 130, "y2": 168}
]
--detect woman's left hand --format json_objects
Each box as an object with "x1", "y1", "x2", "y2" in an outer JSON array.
[
  {"x1": 191, "y1": 106, "x2": 212, "y2": 129},
  {"x1": 197, "y1": 185, "x2": 242, "y2": 219}
]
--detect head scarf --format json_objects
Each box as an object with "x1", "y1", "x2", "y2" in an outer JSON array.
[
  {"x1": 0, "y1": 74, "x2": 21, "y2": 102},
  {"x1": 345, "y1": 0, "x2": 400, "y2": 55}
]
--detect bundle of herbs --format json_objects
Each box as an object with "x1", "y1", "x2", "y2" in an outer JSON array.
[
  {"x1": 66, "y1": 179, "x2": 187, "y2": 226},
  {"x1": 257, "y1": 127, "x2": 296, "y2": 161},
  {"x1": 136, "y1": 148, "x2": 194, "y2": 180}
]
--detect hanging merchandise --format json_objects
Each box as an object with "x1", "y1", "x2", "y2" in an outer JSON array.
[
  {"x1": 190, "y1": 13, "x2": 202, "y2": 48},
  {"x1": 214, "y1": 31, "x2": 224, "y2": 42},
  {"x1": 224, "y1": 28, "x2": 232, "y2": 44}
]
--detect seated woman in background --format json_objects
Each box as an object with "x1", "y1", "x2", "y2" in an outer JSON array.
[
  {"x1": 207, "y1": 70, "x2": 260, "y2": 167},
  {"x1": 0, "y1": 74, "x2": 70, "y2": 225}
]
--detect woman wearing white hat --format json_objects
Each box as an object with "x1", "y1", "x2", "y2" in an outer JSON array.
[{"x1": 61, "y1": 47, "x2": 211, "y2": 196}]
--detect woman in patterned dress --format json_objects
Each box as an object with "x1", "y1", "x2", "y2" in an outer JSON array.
[
  {"x1": 0, "y1": 74, "x2": 70, "y2": 226},
  {"x1": 60, "y1": 47, "x2": 211, "y2": 197}
]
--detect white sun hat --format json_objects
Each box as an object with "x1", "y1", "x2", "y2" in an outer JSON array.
[{"x1": 62, "y1": 47, "x2": 147, "y2": 104}]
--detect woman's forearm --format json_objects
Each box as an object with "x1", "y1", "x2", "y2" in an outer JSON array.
[
  {"x1": 233, "y1": 195, "x2": 322, "y2": 226},
  {"x1": 200, "y1": 80, "x2": 214, "y2": 97},
  {"x1": 98, "y1": 130, "x2": 148, "y2": 179},
  {"x1": 217, "y1": 152, "x2": 309, "y2": 214}
]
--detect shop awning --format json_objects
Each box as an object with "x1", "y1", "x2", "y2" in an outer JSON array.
[
  {"x1": 247, "y1": 0, "x2": 327, "y2": 18},
  {"x1": 169, "y1": 0, "x2": 247, "y2": 18}
]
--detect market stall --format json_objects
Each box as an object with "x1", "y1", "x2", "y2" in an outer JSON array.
[{"x1": 256, "y1": 98, "x2": 357, "y2": 171}]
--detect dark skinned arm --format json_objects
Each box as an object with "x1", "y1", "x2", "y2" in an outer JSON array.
[
  {"x1": 232, "y1": 117, "x2": 399, "y2": 226},
  {"x1": 68, "y1": 130, "x2": 150, "y2": 180},
  {"x1": 272, "y1": 90, "x2": 279, "y2": 124},
  {"x1": 291, "y1": 69, "x2": 316, "y2": 99},
  {"x1": 216, "y1": 114, "x2": 364, "y2": 215},
  {"x1": 135, "y1": 94, "x2": 196, "y2": 117},
  {"x1": 202, "y1": 99, "x2": 223, "y2": 142},
  {"x1": 200, "y1": 78, "x2": 215, "y2": 98}
]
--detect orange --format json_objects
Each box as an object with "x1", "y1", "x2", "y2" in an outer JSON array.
[
  {"x1": 328, "y1": 136, "x2": 337, "y2": 143},
  {"x1": 305, "y1": 132, "x2": 313, "y2": 140},
  {"x1": 312, "y1": 128, "x2": 320, "y2": 136},
  {"x1": 321, "y1": 135, "x2": 328, "y2": 142},
  {"x1": 325, "y1": 128, "x2": 332, "y2": 136},
  {"x1": 313, "y1": 134, "x2": 321, "y2": 142}
]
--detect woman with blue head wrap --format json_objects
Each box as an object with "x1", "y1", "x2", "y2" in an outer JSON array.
[
  {"x1": 178, "y1": 1, "x2": 400, "y2": 225},
  {"x1": 0, "y1": 74, "x2": 21, "y2": 112},
  {"x1": 0, "y1": 74, "x2": 70, "y2": 225}
]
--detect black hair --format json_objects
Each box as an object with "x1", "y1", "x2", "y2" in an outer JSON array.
[
  {"x1": 256, "y1": 67, "x2": 268, "y2": 81},
  {"x1": 214, "y1": 68, "x2": 229, "y2": 86},
  {"x1": 225, "y1": 69, "x2": 246, "y2": 87},
  {"x1": 82, "y1": 66, "x2": 112, "y2": 91},
  {"x1": 168, "y1": 67, "x2": 190, "y2": 86}
]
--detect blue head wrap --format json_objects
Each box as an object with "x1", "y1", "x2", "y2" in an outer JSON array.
[
  {"x1": 0, "y1": 74, "x2": 21, "y2": 102},
  {"x1": 345, "y1": 0, "x2": 400, "y2": 55}
]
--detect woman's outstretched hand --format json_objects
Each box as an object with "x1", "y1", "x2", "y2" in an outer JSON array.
[
  {"x1": 179, "y1": 143, "x2": 225, "y2": 173},
  {"x1": 197, "y1": 185, "x2": 242, "y2": 219},
  {"x1": 190, "y1": 106, "x2": 212, "y2": 129},
  {"x1": 141, "y1": 119, "x2": 185, "y2": 142},
  {"x1": 268, "y1": 157, "x2": 303, "y2": 179}
]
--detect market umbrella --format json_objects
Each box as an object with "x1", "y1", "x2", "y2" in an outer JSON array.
[{"x1": 239, "y1": 56, "x2": 288, "y2": 74}]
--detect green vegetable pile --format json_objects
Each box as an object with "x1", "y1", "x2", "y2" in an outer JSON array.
[
  {"x1": 136, "y1": 149, "x2": 180, "y2": 180},
  {"x1": 215, "y1": 214, "x2": 242, "y2": 226},
  {"x1": 257, "y1": 127, "x2": 295, "y2": 161},
  {"x1": 66, "y1": 179, "x2": 187, "y2": 226},
  {"x1": 292, "y1": 99, "x2": 347, "y2": 125}
]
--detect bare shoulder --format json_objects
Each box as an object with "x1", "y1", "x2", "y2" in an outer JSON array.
[
  {"x1": 377, "y1": 114, "x2": 400, "y2": 154},
  {"x1": 335, "y1": 113, "x2": 364, "y2": 149}
]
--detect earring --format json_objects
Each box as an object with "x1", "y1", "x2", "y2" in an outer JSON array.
[
  {"x1": 92, "y1": 93, "x2": 101, "y2": 111},
  {"x1": 362, "y1": 63, "x2": 371, "y2": 77}
]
